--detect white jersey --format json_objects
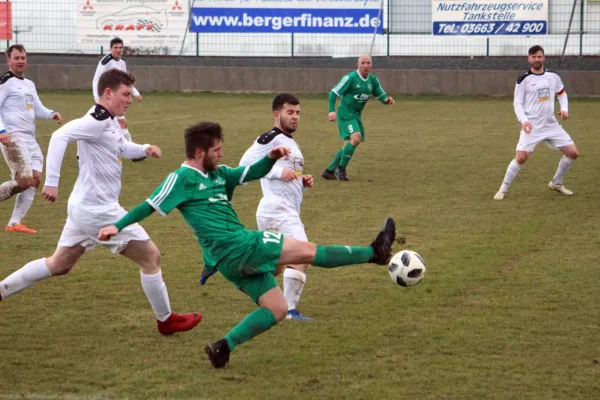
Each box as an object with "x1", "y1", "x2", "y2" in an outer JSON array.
[
  {"x1": 513, "y1": 69, "x2": 567, "y2": 132},
  {"x1": 0, "y1": 71, "x2": 54, "y2": 139},
  {"x1": 44, "y1": 104, "x2": 149, "y2": 211},
  {"x1": 239, "y1": 127, "x2": 305, "y2": 213},
  {"x1": 92, "y1": 55, "x2": 140, "y2": 102}
]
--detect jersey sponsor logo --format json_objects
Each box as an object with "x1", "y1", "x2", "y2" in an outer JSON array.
[
  {"x1": 537, "y1": 88, "x2": 550, "y2": 102},
  {"x1": 208, "y1": 193, "x2": 229, "y2": 203},
  {"x1": 25, "y1": 94, "x2": 33, "y2": 110},
  {"x1": 353, "y1": 93, "x2": 370, "y2": 102},
  {"x1": 215, "y1": 177, "x2": 225, "y2": 185},
  {"x1": 199, "y1": 183, "x2": 207, "y2": 191}
]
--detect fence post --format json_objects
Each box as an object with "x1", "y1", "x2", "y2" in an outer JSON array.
[
  {"x1": 291, "y1": 33, "x2": 294, "y2": 57},
  {"x1": 196, "y1": 33, "x2": 199, "y2": 56},
  {"x1": 579, "y1": 0, "x2": 584, "y2": 57},
  {"x1": 386, "y1": 0, "x2": 390, "y2": 56}
]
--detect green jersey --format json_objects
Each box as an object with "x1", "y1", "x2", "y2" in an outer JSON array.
[
  {"x1": 146, "y1": 157, "x2": 275, "y2": 269},
  {"x1": 330, "y1": 70, "x2": 388, "y2": 117}
]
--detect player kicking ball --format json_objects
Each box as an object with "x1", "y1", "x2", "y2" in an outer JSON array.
[
  {"x1": 98, "y1": 121, "x2": 396, "y2": 368},
  {"x1": 494, "y1": 45, "x2": 579, "y2": 200},
  {"x1": 0, "y1": 69, "x2": 201, "y2": 336}
]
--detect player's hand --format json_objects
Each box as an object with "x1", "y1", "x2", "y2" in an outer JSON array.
[
  {"x1": 328, "y1": 112, "x2": 336, "y2": 121},
  {"x1": 385, "y1": 96, "x2": 395, "y2": 105},
  {"x1": 0, "y1": 132, "x2": 11, "y2": 145},
  {"x1": 42, "y1": 186, "x2": 58, "y2": 203},
  {"x1": 281, "y1": 168, "x2": 297, "y2": 181},
  {"x1": 98, "y1": 225, "x2": 119, "y2": 241},
  {"x1": 559, "y1": 110, "x2": 568, "y2": 121},
  {"x1": 522, "y1": 121, "x2": 533, "y2": 134},
  {"x1": 51, "y1": 112, "x2": 63, "y2": 125},
  {"x1": 145, "y1": 145, "x2": 161, "y2": 158},
  {"x1": 135, "y1": 95, "x2": 143, "y2": 102},
  {"x1": 269, "y1": 146, "x2": 291, "y2": 160},
  {"x1": 302, "y1": 174, "x2": 314, "y2": 188}
]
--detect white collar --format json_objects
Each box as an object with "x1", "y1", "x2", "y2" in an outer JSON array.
[{"x1": 181, "y1": 163, "x2": 208, "y2": 178}]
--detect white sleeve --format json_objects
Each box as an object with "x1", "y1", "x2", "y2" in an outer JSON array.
[
  {"x1": 123, "y1": 61, "x2": 140, "y2": 96},
  {"x1": 120, "y1": 140, "x2": 149, "y2": 160},
  {"x1": 44, "y1": 118, "x2": 103, "y2": 187},
  {"x1": 239, "y1": 138, "x2": 283, "y2": 180},
  {"x1": 0, "y1": 84, "x2": 9, "y2": 133},
  {"x1": 33, "y1": 89, "x2": 54, "y2": 119},
  {"x1": 513, "y1": 83, "x2": 528, "y2": 123},
  {"x1": 92, "y1": 61, "x2": 106, "y2": 102},
  {"x1": 555, "y1": 75, "x2": 568, "y2": 112}
]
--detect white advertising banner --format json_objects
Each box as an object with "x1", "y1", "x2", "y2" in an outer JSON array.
[{"x1": 76, "y1": 0, "x2": 189, "y2": 50}]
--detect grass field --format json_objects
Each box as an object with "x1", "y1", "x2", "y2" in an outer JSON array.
[{"x1": 1, "y1": 92, "x2": 600, "y2": 400}]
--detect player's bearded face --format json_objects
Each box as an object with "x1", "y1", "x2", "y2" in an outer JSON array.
[
  {"x1": 203, "y1": 141, "x2": 223, "y2": 171},
  {"x1": 278, "y1": 105, "x2": 300, "y2": 133},
  {"x1": 528, "y1": 51, "x2": 544, "y2": 70},
  {"x1": 8, "y1": 51, "x2": 27, "y2": 75}
]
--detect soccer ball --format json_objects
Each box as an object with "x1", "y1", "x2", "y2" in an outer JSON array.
[{"x1": 388, "y1": 250, "x2": 426, "y2": 287}]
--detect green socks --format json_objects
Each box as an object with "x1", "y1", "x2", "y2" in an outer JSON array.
[
  {"x1": 225, "y1": 307, "x2": 277, "y2": 351},
  {"x1": 312, "y1": 245, "x2": 373, "y2": 268},
  {"x1": 327, "y1": 149, "x2": 343, "y2": 171},
  {"x1": 339, "y1": 142, "x2": 356, "y2": 168}
]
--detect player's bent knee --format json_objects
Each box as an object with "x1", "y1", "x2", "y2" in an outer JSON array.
[
  {"x1": 267, "y1": 302, "x2": 288, "y2": 322},
  {"x1": 515, "y1": 153, "x2": 529, "y2": 164}
]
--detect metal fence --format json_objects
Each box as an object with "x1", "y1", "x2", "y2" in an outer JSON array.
[{"x1": 6, "y1": 0, "x2": 600, "y2": 57}]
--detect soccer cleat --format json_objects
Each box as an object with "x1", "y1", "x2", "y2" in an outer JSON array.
[
  {"x1": 548, "y1": 182, "x2": 573, "y2": 196},
  {"x1": 336, "y1": 167, "x2": 350, "y2": 181},
  {"x1": 205, "y1": 339, "x2": 231, "y2": 369},
  {"x1": 286, "y1": 309, "x2": 313, "y2": 321},
  {"x1": 369, "y1": 217, "x2": 396, "y2": 265},
  {"x1": 493, "y1": 191, "x2": 505, "y2": 200},
  {"x1": 5, "y1": 224, "x2": 37, "y2": 234},
  {"x1": 200, "y1": 266, "x2": 217, "y2": 286},
  {"x1": 321, "y1": 169, "x2": 337, "y2": 180},
  {"x1": 157, "y1": 312, "x2": 202, "y2": 335}
]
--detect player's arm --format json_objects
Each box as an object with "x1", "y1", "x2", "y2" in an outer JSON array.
[
  {"x1": 43, "y1": 119, "x2": 102, "y2": 202},
  {"x1": 33, "y1": 89, "x2": 62, "y2": 124},
  {"x1": 373, "y1": 77, "x2": 394, "y2": 104},
  {"x1": 98, "y1": 201, "x2": 155, "y2": 240},
  {"x1": 0, "y1": 83, "x2": 9, "y2": 145},
  {"x1": 120, "y1": 140, "x2": 161, "y2": 160},
  {"x1": 225, "y1": 146, "x2": 291, "y2": 193},
  {"x1": 123, "y1": 60, "x2": 142, "y2": 100},
  {"x1": 91, "y1": 62, "x2": 106, "y2": 103},
  {"x1": 239, "y1": 136, "x2": 291, "y2": 181},
  {"x1": 555, "y1": 75, "x2": 568, "y2": 120},
  {"x1": 328, "y1": 75, "x2": 351, "y2": 120},
  {"x1": 513, "y1": 82, "x2": 532, "y2": 133}
]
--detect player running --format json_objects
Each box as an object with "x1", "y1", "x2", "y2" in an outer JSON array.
[
  {"x1": 0, "y1": 44, "x2": 62, "y2": 233},
  {"x1": 322, "y1": 54, "x2": 394, "y2": 181},
  {"x1": 494, "y1": 45, "x2": 579, "y2": 200},
  {"x1": 98, "y1": 121, "x2": 397, "y2": 368},
  {"x1": 0, "y1": 69, "x2": 202, "y2": 336}
]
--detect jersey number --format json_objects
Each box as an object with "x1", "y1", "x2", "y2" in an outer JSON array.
[
  {"x1": 348, "y1": 124, "x2": 354, "y2": 133},
  {"x1": 262, "y1": 231, "x2": 282, "y2": 244}
]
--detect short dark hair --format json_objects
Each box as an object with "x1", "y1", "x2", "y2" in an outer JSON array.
[
  {"x1": 110, "y1": 37, "x2": 124, "y2": 48},
  {"x1": 6, "y1": 44, "x2": 26, "y2": 59},
  {"x1": 272, "y1": 93, "x2": 300, "y2": 112},
  {"x1": 185, "y1": 122, "x2": 224, "y2": 159},
  {"x1": 528, "y1": 45, "x2": 544, "y2": 55},
  {"x1": 97, "y1": 69, "x2": 135, "y2": 98}
]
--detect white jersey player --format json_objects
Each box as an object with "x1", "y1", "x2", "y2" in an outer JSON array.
[
  {"x1": 494, "y1": 45, "x2": 579, "y2": 200},
  {"x1": 0, "y1": 44, "x2": 62, "y2": 233},
  {"x1": 239, "y1": 93, "x2": 315, "y2": 321},
  {"x1": 0, "y1": 69, "x2": 202, "y2": 336},
  {"x1": 91, "y1": 37, "x2": 142, "y2": 144}
]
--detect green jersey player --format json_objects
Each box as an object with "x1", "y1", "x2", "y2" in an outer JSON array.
[
  {"x1": 322, "y1": 55, "x2": 394, "y2": 181},
  {"x1": 98, "y1": 122, "x2": 397, "y2": 369}
]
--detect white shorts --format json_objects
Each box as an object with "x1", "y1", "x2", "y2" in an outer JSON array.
[
  {"x1": 516, "y1": 126, "x2": 574, "y2": 153},
  {"x1": 256, "y1": 198, "x2": 307, "y2": 242},
  {"x1": 0, "y1": 136, "x2": 43, "y2": 179},
  {"x1": 58, "y1": 204, "x2": 150, "y2": 254}
]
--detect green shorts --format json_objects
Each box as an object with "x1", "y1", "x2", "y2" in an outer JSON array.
[
  {"x1": 337, "y1": 116, "x2": 365, "y2": 141},
  {"x1": 216, "y1": 230, "x2": 284, "y2": 304}
]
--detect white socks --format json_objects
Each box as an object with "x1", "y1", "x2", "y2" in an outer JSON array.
[
  {"x1": 8, "y1": 186, "x2": 35, "y2": 226},
  {"x1": 552, "y1": 156, "x2": 574, "y2": 186},
  {"x1": 0, "y1": 258, "x2": 51, "y2": 299},
  {"x1": 0, "y1": 180, "x2": 20, "y2": 202},
  {"x1": 140, "y1": 270, "x2": 172, "y2": 322},
  {"x1": 499, "y1": 159, "x2": 522, "y2": 193},
  {"x1": 283, "y1": 267, "x2": 306, "y2": 311}
]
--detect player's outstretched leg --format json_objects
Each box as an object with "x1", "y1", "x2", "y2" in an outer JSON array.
[
  {"x1": 549, "y1": 153, "x2": 577, "y2": 196},
  {"x1": 322, "y1": 149, "x2": 342, "y2": 180},
  {"x1": 0, "y1": 179, "x2": 21, "y2": 202},
  {"x1": 494, "y1": 158, "x2": 524, "y2": 200}
]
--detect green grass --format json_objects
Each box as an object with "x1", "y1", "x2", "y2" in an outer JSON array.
[{"x1": 1, "y1": 92, "x2": 600, "y2": 400}]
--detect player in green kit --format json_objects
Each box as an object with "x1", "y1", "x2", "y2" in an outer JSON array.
[
  {"x1": 322, "y1": 54, "x2": 395, "y2": 181},
  {"x1": 98, "y1": 122, "x2": 397, "y2": 368}
]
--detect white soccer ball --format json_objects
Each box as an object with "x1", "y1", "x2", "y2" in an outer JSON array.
[{"x1": 388, "y1": 250, "x2": 426, "y2": 287}]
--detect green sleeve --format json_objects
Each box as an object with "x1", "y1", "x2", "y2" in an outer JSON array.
[
  {"x1": 146, "y1": 172, "x2": 188, "y2": 216},
  {"x1": 328, "y1": 91, "x2": 338, "y2": 112},
  {"x1": 115, "y1": 201, "x2": 155, "y2": 231},
  {"x1": 372, "y1": 76, "x2": 389, "y2": 104},
  {"x1": 331, "y1": 74, "x2": 352, "y2": 97},
  {"x1": 223, "y1": 155, "x2": 277, "y2": 191}
]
